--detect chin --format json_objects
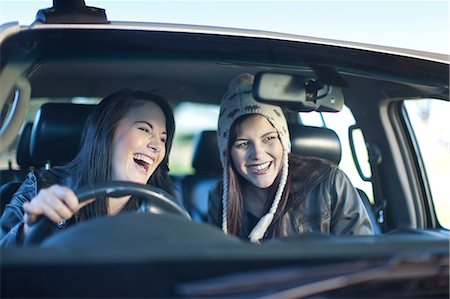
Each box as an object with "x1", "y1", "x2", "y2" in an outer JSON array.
[
  {"x1": 127, "y1": 175, "x2": 149, "y2": 184},
  {"x1": 252, "y1": 179, "x2": 275, "y2": 189}
]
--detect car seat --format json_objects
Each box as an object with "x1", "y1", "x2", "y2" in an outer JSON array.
[
  {"x1": 180, "y1": 130, "x2": 221, "y2": 222},
  {"x1": 0, "y1": 103, "x2": 94, "y2": 216},
  {"x1": 30, "y1": 103, "x2": 94, "y2": 168},
  {"x1": 290, "y1": 125, "x2": 382, "y2": 235}
]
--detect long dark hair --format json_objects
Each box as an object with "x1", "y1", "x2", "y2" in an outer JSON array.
[
  {"x1": 62, "y1": 89, "x2": 176, "y2": 221},
  {"x1": 224, "y1": 115, "x2": 291, "y2": 237}
]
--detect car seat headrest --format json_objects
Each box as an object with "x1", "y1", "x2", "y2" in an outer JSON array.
[
  {"x1": 290, "y1": 125, "x2": 342, "y2": 164},
  {"x1": 16, "y1": 122, "x2": 33, "y2": 169},
  {"x1": 30, "y1": 103, "x2": 95, "y2": 167},
  {"x1": 191, "y1": 130, "x2": 222, "y2": 174}
]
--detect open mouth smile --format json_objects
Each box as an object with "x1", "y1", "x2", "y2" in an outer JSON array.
[
  {"x1": 247, "y1": 161, "x2": 272, "y2": 175},
  {"x1": 133, "y1": 153, "x2": 154, "y2": 174}
]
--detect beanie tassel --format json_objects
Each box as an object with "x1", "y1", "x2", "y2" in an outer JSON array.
[{"x1": 248, "y1": 212, "x2": 274, "y2": 243}]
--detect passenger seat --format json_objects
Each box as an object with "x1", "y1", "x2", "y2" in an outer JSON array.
[{"x1": 290, "y1": 125, "x2": 382, "y2": 235}]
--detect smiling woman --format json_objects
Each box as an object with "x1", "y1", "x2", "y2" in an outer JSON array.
[
  {"x1": 231, "y1": 115, "x2": 284, "y2": 190},
  {"x1": 208, "y1": 74, "x2": 374, "y2": 243},
  {"x1": 0, "y1": 89, "x2": 180, "y2": 246},
  {"x1": 111, "y1": 100, "x2": 167, "y2": 186}
]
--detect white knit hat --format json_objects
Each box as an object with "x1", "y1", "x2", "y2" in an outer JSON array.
[{"x1": 218, "y1": 73, "x2": 291, "y2": 243}]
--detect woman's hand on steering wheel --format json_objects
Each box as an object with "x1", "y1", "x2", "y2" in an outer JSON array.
[
  {"x1": 23, "y1": 181, "x2": 190, "y2": 246},
  {"x1": 22, "y1": 185, "x2": 94, "y2": 235}
]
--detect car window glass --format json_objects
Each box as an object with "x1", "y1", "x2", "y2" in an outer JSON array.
[
  {"x1": 299, "y1": 106, "x2": 374, "y2": 202},
  {"x1": 170, "y1": 102, "x2": 220, "y2": 175},
  {"x1": 403, "y1": 99, "x2": 450, "y2": 229}
]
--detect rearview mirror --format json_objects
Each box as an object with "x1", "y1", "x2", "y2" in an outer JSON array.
[{"x1": 253, "y1": 72, "x2": 344, "y2": 112}]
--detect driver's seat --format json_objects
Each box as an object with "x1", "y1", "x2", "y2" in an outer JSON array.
[
  {"x1": 30, "y1": 103, "x2": 94, "y2": 169},
  {"x1": 0, "y1": 103, "x2": 94, "y2": 215}
]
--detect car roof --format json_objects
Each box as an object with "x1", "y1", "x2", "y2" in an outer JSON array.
[
  {"x1": 3, "y1": 20, "x2": 449, "y2": 62},
  {"x1": 1, "y1": 21, "x2": 448, "y2": 103}
]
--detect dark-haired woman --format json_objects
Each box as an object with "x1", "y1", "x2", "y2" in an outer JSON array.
[{"x1": 0, "y1": 89, "x2": 177, "y2": 246}]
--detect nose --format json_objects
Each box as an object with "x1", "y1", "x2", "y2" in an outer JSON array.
[
  {"x1": 147, "y1": 135, "x2": 162, "y2": 153},
  {"x1": 250, "y1": 142, "x2": 264, "y2": 160}
]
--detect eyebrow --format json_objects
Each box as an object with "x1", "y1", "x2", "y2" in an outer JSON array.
[
  {"x1": 134, "y1": 121, "x2": 167, "y2": 135},
  {"x1": 234, "y1": 138, "x2": 247, "y2": 143},
  {"x1": 261, "y1": 131, "x2": 277, "y2": 138},
  {"x1": 234, "y1": 131, "x2": 277, "y2": 142}
]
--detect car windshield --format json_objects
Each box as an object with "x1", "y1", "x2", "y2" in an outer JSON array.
[{"x1": 0, "y1": 2, "x2": 448, "y2": 298}]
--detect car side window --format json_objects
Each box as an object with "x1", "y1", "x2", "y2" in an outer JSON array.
[{"x1": 403, "y1": 99, "x2": 450, "y2": 229}]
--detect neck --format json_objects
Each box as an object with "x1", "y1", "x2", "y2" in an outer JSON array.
[
  {"x1": 242, "y1": 182, "x2": 271, "y2": 218},
  {"x1": 107, "y1": 196, "x2": 131, "y2": 215}
]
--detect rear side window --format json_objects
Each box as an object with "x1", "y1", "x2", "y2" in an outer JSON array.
[
  {"x1": 403, "y1": 99, "x2": 450, "y2": 229},
  {"x1": 298, "y1": 106, "x2": 374, "y2": 202}
]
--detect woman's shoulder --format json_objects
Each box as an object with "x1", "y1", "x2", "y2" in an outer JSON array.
[
  {"x1": 289, "y1": 154, "x2": 336, "y2": 179},
  {"x1": 286, "y1": 154, "x2": 337, "y2": 200}
]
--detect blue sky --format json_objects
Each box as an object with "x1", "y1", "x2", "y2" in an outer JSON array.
[{"x1": 1, "y1": 0, "x2": 449, "y2": 54}]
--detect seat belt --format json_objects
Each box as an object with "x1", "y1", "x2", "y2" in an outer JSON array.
[{"x1": 367, "y1": 143, "x2": 387, "y2": 228}]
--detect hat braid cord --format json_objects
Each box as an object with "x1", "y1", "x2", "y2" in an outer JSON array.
[{"x1": 221, "y1": 160, "x2": 229, "y2": 234}]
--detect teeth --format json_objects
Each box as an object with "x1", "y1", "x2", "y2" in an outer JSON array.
[
  {"x1": 133, "y1": 153, "x2": 153, "y2": 165},
  {"x1": 248, "y1": 161, "x2": 271, "y2": 172}
]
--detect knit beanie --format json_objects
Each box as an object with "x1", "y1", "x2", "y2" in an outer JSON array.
[{"x1": 218, "y1": 73, "x2": 291, "y2": 243}]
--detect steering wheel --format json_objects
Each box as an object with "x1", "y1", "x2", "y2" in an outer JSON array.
[{"x1": 23, "y1": 181, "x2": 190, "y2": 246}]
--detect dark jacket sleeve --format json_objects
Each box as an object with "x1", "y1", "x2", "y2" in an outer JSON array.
[
  {"x1": 329, "y1": 168, "x2": 374, "y2": 235},
  {"x1": 0, "y1": 172, "x2": 38, "y2": 247}
]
